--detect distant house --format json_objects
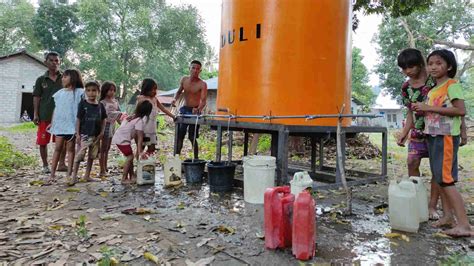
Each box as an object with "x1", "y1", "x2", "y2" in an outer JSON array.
[
  {"x1": 0, "y1": 50, "x2": 47, "y2": 123},
  {"x1": 159, "y1": 77, "x2": 218, "y2": 113},
  {"x1": 370, "y1": 90, "x2": 403, "y2": 128}
]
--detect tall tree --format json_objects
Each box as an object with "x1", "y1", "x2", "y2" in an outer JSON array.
[
  {"x1": 0, "y1": 0, "x2": 38, "y2": 54},
  {"x1": 352, "y1": 0, "x2": 432, "y2": 30},
  {"x1": 374, "y1": 0, "x2": 473, "y2": 100},
  {"x1": 32, "y1": 0, "x2": 79, "y2": 57},
  {"x1": 351, "y1": 47, "x2": 374, "y2": 105},
  {"x1": 76, "y1": 0, "x2": 209, "y2": 99}
]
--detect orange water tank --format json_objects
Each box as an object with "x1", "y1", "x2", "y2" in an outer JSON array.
[{"x1": 216, "y1": 0, "x2": 352, "y2": 126}]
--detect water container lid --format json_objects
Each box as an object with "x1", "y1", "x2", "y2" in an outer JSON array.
[{"x1": 243, "y1": 155, "x2": 276, "y2": 167}]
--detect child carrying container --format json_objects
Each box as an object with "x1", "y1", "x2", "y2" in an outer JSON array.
[
  {"x1": 112, "y1": 101, "x2": 152, "y2": 185},
  {"x1": 69, "y1": 80, "x2": 107, "y2": 186}
]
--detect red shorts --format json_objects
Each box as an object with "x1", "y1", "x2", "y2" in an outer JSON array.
[
  {"x1": 117, "y1": 144, "x2": 133, "y2": 156},
  {"x1": 36, "y1": 121, "x2": 55, "y2": 145}
]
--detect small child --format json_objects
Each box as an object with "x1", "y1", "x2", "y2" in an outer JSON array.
[
  {"x1": 99, "y1": 81, "x2": 121, "y2": 176},
  {"x1": 48, "y1": 69, "x2": 84, "y2": 184},
  {"x1": 136, "y1": 78, "x2": 175, "y2": 154},
  {"x1": 112, "y1": 101, "x2": 152, "y2": 185},
  {"x1": 413, "y1": 49, "x2": 472, "y2": 237},
  {"x1": 69, "y1": 80, "x2": 107, "y2": 185}
]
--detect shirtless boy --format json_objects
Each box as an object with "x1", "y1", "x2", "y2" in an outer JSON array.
[{"x1": 172, "y1": 60, "x2": 208, "y2": 159}]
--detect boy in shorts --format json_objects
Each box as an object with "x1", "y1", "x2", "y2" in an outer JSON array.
[{"x1": 69, "y1": 81, "x2": 107, "y2": 185}]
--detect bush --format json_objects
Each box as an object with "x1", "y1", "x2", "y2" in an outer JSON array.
[
  {"x1": 257, "y1": 134, "x2": 271, "y2": 153},
  {"x1": 0, "y1": 136, "x2": 36, "y2": 175}
]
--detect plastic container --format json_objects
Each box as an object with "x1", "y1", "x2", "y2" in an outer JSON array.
[
  {"x1": 207, "y1": 162, "x2": 236, "y2": 192},
  {"x1": 264, "y1": 186, "x2": 295, "y2": 249},
  {"x1": 182, "y1": 159, "x2": 206, "y2": 184},
  {"x1": 290, "y1": 171, "x2": 313, "y2": 195},
  {"x1": 137, "y1": 158, "x2": 156, "y2": 185},
  {"x1": 388, "y1": 178, "x2": 420, "y2": 232},
  {"x1": 243, "y1": 156, "x2": 276, "y2": 204},
  {"x1": 164, "y1": 156, "x2": 182, "y2": 188},
  {"x1": 292, "y1": 191, "x2": 316, "y2": 260},
  {"x1": 409, "y1": 176, "x2": 429, "y2": 223}
]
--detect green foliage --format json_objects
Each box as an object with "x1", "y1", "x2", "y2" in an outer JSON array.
[
  {"x1": 257, "y1": 135, "x2": 271, "y2": 153},
  {"x1": 98, "y1": 246, "x2": 118, "y2": 266},
  {"x1": 75, "y1": 214, "x2": 88, "y2": 238},
  {"x1": 0, "y1": 136, "x2": 36, "y2": 175},
  {"x1": 0, "y1": 0, "x2": 38, "y2": 54},
  {"x1": 352, "y1": 0, "x2": 432, "y2": 30},
  {"x1": 157, "y1": 115, "x2": 168, "y2": 132},
  {"x1": 200, "y1": 70, "x2": 218, "y2": 80},
  {"x1": 351, "y1": 47, "x2": 374, "y2": 105},
  {"x1": 374, "y1": 0, "x2": 473, "y2": 101},
  {"x1": 32, "y1": 0, "x2": 79, "y2": 56},
  {"x1": 439, "y1": 252, "x2": 474, "y2": 265},
  {"x1": 0, "y1": 122, "x2": 36, "y2": 133},
  {"x1": 77, "y1": 0, "x2": 210, "y2": 99},
  {"x1": 461, "y1": 68, "x2": 474, "y2": 117}
]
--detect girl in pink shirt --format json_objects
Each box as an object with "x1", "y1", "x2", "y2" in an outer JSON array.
[{"x1": 112, "y1": 101, "x2": 152, "y2": 185}]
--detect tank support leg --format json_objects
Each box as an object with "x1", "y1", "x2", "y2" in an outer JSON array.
[
  {"x1": 335, "y1": 130, "x2": 346, "y2": 184},
  {"x1": 277, "y1": 128, "x2": 289, "y2": 185},
  {"x1": 216, "y1": 125, "x2": 223, "y2": 163},
  {"x1": 243, "y1": 132, "x2": 249, "y2": 156}
]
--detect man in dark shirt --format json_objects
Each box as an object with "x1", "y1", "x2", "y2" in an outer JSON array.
[{"x1": 33, "y1": 51, "x2": 66, "y2": 174}]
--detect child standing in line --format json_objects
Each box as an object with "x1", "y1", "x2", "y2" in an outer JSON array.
[
  {"x1": 112, "y1": 101, "x2": 152, "y2": 185},
  {"x1": 413, "y1": 49, "x2": 471, "y2": 237},
  {"x1": 135, "y1": 78, "x2": 175, "y2": 154},
  {"x1": 48, "y1": 69, "x2": 84, "y2": 184},
  {"x1": 396, "y1": 48, "x2": 438, "y2": 218},
  {"x1": 69, "y1": 81, "x2": 107, "y2": 186},
  {"x1": 99, "y1": 81, "x2": 121, "y2": 177}
]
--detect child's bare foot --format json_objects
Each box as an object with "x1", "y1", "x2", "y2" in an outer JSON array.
[
  {"x1": 45, "y1": 176, "x2": 56, "y2": 186},
  {"x1": 67, "y1": 176, "x2": 77, "y2": 186},
  {"x1": 443, "y1": 225, "x2": 472, "y2": 238},
  {"x1": 429, "y1": 208, "x2": 440, "y2": 220},
  {"x1": 432, "y1": 216, "x2": 456, "y2": 228},
  {"x1": 121, "y1": 179, "x2": 132, "y2": 185}
]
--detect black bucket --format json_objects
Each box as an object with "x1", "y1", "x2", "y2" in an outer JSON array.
[
  {"x1": 207, "y1": 162, "x2": 236, "y2": 192},
  {"x1": 182, "y1": 159, "x2": 206, "y2": 184}
]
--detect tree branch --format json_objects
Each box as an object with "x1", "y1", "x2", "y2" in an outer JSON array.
[
  {"x1": 399, "y1": 18, "x2": 416, "y2": 48},
  {"x1": 432, "y1": 39, "x2": 474, "y2": 50},
  {"x1": 457, "y1": 51, "x2": 474, "y2": 79}
]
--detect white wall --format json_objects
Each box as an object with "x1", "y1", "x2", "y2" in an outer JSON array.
[{"x1": 0, "y1": 55, "x2": 47, "y2": 123}]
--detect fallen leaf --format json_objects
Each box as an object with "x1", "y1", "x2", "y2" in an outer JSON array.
[
  {"x1": 66, "y1": 188, "x2": 80, "y2": 193},
  {"x1": 144, "y1": 215, "x2": 151, "y2": 221},
  {"x1": 29, "y1": 180, "x2": 44, "y2": 186},
  {"x1": 384, "y1": 233, "x2": 401, "y2": 238},
  {"x1": 196, "y1": 237, "x2": 214, "y2": 247},
  {"x1": 255, "y1": 232, "x2": 265, "y2": 239},
  {"x1": 212, "y1": 225, "x2": 235, "y2": 235},
  {"x1": 48, "y1": 225, "x2": 63, "y2": 231},
  {"x1": 177, "y1": 202, "x2": 186, "y2": 210},
  {"x1": 400, "y1": 234, "x2": 410, "y2": 242},
  {"x1": 185, "y1": 256, "x2": 215, "y2": 266},
  {"x1": 122, "y1": 208, "x2": 154, "y2": 215},
  {"x1": 390, "y1": 241, "x2": 399, "y2": 246},
  {"x1": 433, "y1": 232, "x2": 451, "y2": 238},
  {"x1": 99, "y1": 192, "x2": 108, "y2": 197},
  {"x1": 144, "y1": 252, "x2": 160, "y2": 264}
]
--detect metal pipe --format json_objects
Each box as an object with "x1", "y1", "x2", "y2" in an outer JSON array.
[{"x1": 177, "y1": 113, "x2": 382, "y2": 120}]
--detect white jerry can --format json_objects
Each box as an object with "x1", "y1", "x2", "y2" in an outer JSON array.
[
  {"x1": 290, "y1": 171, "x2": 313, "y2": 195},
  {"x1": 409, "y1": 176, "x2": 429, "y2": 222},
  {"x1": 137, "y1": 158, "x2": 156, "y2": 185},
  {"x1": 388, "y1": 178, "x2": 420, "y2": 233},
  {"x1": 164, "y1": 156, "x2": 182, "y2": 188}
]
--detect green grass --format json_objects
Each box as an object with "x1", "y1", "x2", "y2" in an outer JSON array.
[
  {"x1": 0, "y1": 136, "x2": 36, "y2": 175},
  {"x1": 0, "y1": 122, "x2": 36, "y2": 133}
]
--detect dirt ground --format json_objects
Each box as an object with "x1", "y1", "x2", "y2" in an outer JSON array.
[{"x1": 0, "y1": 128, "x2": 473, "y2": 265}]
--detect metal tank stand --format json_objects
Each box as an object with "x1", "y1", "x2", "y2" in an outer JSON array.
[{"x1": 174, "y1": 117, "x2": 388, "y2": 190}]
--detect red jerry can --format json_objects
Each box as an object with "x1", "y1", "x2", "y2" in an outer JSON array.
[
  {"x1": 264, "y1": 186, "x2": 295, "y2": 249},
  {"x1": 292, "y1": 190, "x2": 316, "y2": 260}
]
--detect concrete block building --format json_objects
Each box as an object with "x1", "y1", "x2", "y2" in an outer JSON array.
[{"x1": 0, "y1": 50, "x2": 47, "y2": 123}]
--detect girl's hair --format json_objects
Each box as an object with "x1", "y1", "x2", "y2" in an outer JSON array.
[
  {"x1": 63, "y1": 69, "x2": 84, "y2": 88},
  {"x1": 397, "y1": 48, "x2": 425, "y2": 69},
  {"x1": 427, "y1": 49, "x2": 457, "y2": 78},
  {"x1": 100, "y1": 81, "x2": 117, "y2": 101},
  {"x1": 139, "y1": 78, "x2": 158, "y2": 97},
  {"x1": 135, "y1": 100, "x2": 152, "y2": 121}
]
